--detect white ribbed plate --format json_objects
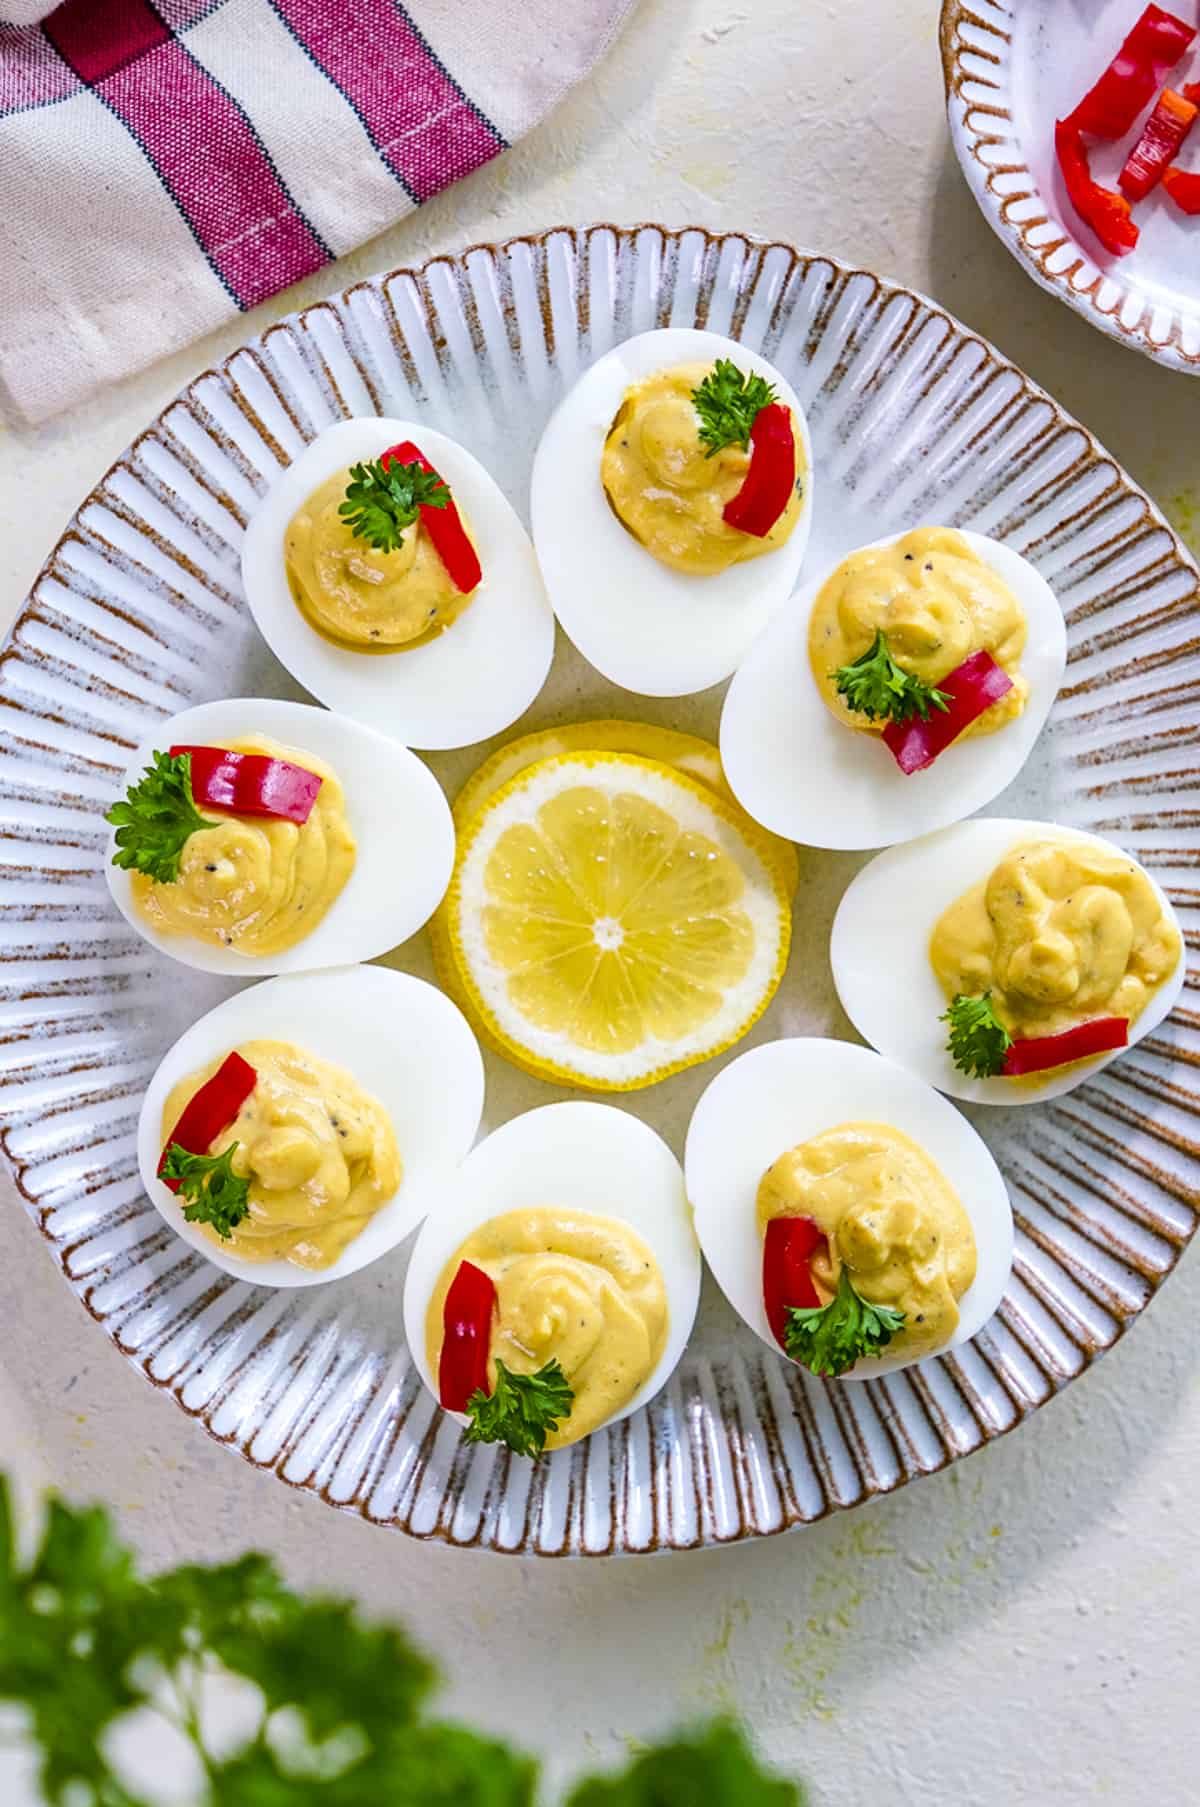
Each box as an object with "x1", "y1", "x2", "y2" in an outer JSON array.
[
  {"x1": 2, "y1": 225, "x2": 1198, "y2": 1555},
  {"x1": 942, "y1": 0, "x2": 1200, "y2": 372}
]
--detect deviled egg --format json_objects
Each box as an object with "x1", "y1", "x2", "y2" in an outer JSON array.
[
  {"x1": 402, "y1": 1102, "x2": 700, "y2": 1453},
  {"x1": 831, "y1": 818, "x2": 1185, "y2": 1104},
  {"x1": 721, "y1": 528, "x2": 1067, "y2": 849},
  {"x1": 531, "y1": 328, "x2": 813, "y2": 696},
  {"x1": 686, "y1": 1038, "x2": 1013, "y2": 1377},
  {"x1": 105, "y1": 697, "x2": 454, "y2": 975},
  {"x1": 138, "y1": 965, "x2": 484, "y2": 1286},
  {"x1": 241, "y1": 419, "x2": 554, "y2": 749}
]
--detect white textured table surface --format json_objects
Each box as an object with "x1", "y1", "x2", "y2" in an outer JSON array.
[{"x1": 2, "y1": 3, "x2": 1198, "y2": 1802}]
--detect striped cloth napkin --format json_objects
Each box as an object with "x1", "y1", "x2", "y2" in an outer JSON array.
[{"x1": 0, "y1": 0, "x2": 635, "y2": 425}]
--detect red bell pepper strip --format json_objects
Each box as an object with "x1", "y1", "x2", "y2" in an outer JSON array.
[
  {"x1": 882, "y1": 648, "x2": 1014, "y2": 775},
  {"x1": 1162, "y1": 162, "x2": 1200, "y2": 211},
  {"x1": 1002, "y1": 1017, "x2": 1128, "y2": 1077},
  {"x1": 1185, "y1": 82, "x2": 1200, "y2": 107},
  {"x1": 169, "y1": 745, "x2": 322, "y2": 825},
  {"x1": 438, "y1": 1259, "x2": 496, "y2": 1410},
  {"x1": 722, "y1": 402, "x2": 796, "y2": 539},
  {"x1": 158, "y1": 1051, "x2": 257, "y2": 1190},
  {"x1": 762, "y1": 1216, "x2": 825, "y2": 1352},
  {"x1": 381, "y1": 440, "x2": 481, "y2": 595},
  {"x1": 1068, "y1": 5, "x2": 1195, "y2": 139},
  {"x1": 1119, "y1": 87, "x2": 1198, "y2": 199},
  {"x1": 1055, "y1": 121, "x2": 1141, "y2": 256}
]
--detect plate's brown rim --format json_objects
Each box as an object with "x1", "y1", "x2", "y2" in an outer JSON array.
[
  {"x1": 939, "y1": 0, "x2": 1200, "y2": 371},
  {"x1": 2, "y1": 221, "x2": 1198, "y2": 1553}
]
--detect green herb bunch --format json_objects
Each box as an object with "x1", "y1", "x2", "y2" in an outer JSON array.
[
  {"x1": 785, "y1": 1268, "x2": 905, "y2": 1378},
  {"x1": 160, "y1": 1142, "x2": 251, "y2": 1238},
  {"x1": 339, "y1": 458, "x2": 448, "y2": 554},
  {"x1": 941, "y1": 992, "x2": 1013, "y2": 1078},
  {"x1": 691, "y1": 360, "x2": 777, "y2": 456},
  {"x1": 107, "y1": 750, "x2": 216, "y2": 885},
  {"x1": 0, "y1": 1477, "x2": 804, "y2": 1805},
  {"x1": 464, "y1": 1359, "x2": 574, "y2": 1458},
  {"x1": 831, "y1": 631, "x2": 951, "y2": 725}
]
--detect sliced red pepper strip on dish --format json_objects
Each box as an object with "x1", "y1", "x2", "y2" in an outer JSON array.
[
  {"x1": 1068, "y1": 4, "x2": 1195, "y2": 139},
  {"x1": 1161, "y1": 162, "x2": 1200, "y2": 211},
  {"x1": 1184, "y1": 82, "x2": 1200, "y2": 106},
  {"x1": 169, "y1": 745, "x2": 322, "y2": 825},
  {"x1": 438, "y1": 1259, "x2": 496, "y2": 1410},
  {"x1": 1119, "y1": 86, "x2": 1198, "y2": 200},
  {"x1": 722, "y1": 402, "x2": 796, "y2": 539},
  {"x1": 381, "y1": 440, "x2": 482, "y2": 595},
  {"x1": 881, "y1": 648, "x2": 1014, "y2": 775},
  {"x1": 157, "y1": 1051, "x2": 257, "y2": 1189},
  {"x1": 763, "y1": 1215, "x2": 825, "y2": 1352},
  {"x1": 1002, "y1": 1017, "x2": 1128, "y2": 1077},
  {"x1": 1055, "y1": 120, "x2": 1141, "y2": 256}
]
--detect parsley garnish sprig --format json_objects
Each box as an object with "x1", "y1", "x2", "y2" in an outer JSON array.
[
  {"x1": 106, "y1": 750, "x2": 216, "y2": 885},
  {"x1": 464, "y1": 1358, "x2": 573, "y2": 1458},
  {"x1": 942, "y1": 991, "x2": 1013, "y2": 1079},
  {"x1": 160, "y1": 1141, "x2": 251, "y2": 1238},
  {"x1": 338, "y1": 457, "x2": 448, "y2": 554},
  {"x1": 0, "y1": 1473, "x2": 805, "y2": 1804},
  {"x1": 832, "y1": 630, "x2": 952, "y2": 725},
  {"x1": 784, "y1": 1267, "x2": 906, "y2": 1377},
  {"x1": 691, "y1": 358, "x2": 777, "y2": 456}
]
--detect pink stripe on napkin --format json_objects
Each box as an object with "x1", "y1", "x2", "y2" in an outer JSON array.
[
  {"x1": 271, "y1": 0, "x2": 504, "y2": 200},
  {"x1": 0, "y1": 0, "x2": 637, "y2": 423},
  {"x1": 0, "y1": 19, "x2": 74, "y2": 110},
  {"x1": 44, "y1": 0, "x2": 328, "y2": 307}
]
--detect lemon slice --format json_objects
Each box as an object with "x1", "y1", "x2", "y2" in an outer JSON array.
[
  {"x1": 427, "y1": 722, "x2": 799, "y2": 1040},
  {"x1": 445, "y1": 752, "x2": 791, "y2": 1091},
  {"x1": 444, "y1": 719, "x2": 799, "y2": 897}
]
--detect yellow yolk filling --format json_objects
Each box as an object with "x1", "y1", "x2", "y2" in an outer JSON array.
[
  {"x1": 757, "y1": 1122, "x2": 976, "y2": 1360},
  {"x1": 427, "y1": 1208, "x2": 668, "y2": 1449},
  {"x1": 600, "y1": 361, "x2": 804, "y2": 576},
  {"x1": 163, "y1": 1038, "x2": 401, "y2": 1270}
]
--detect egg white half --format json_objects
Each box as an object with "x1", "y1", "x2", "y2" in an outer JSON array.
[
  {"x1": 530, "y1": 328, "x2": 814, "y2": 697},
  {"x1": 830, "y1": 817, "x2": 1186, "y2": 1106},
  {"x1": 241, "y1": 419, "x2": 554, "y2": 750},
  {"x1": 720, "y1": 530, "x2": 1067, "y2": 850},
  {"x1": 686, "y1": 1038, "x2": 1013, "y2": 1378},
  {"x1": 105, "y1": 696, "x2": 454, "y2": 976},
  {"x1": 402, "y1": 1101, "x2": 701, "y2": 1445},
  {"x1": 137, "y1": 965, "x2": 484, "y2": 1287}
]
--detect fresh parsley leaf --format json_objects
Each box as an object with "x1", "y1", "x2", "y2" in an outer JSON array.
[
  {"x1": 106, "y1": 750, "x2": 216, "y2": 885},
  {"x1": 942, "y1": 991, "x2": 1013, "y2": 1079},
  {"x1": 0, "y1": 1484, "x2": 150, "y2": 1806},
  {"x1": 784, "y1": 1267, "x2": 905, "y2": 1378},
  {"x1": 566, "y1": 1720, "x2": 805, "y2": 1807},
  {"x1": 338, "y1": 458, "x2": 448, "y2": 554},
  {"x1": 831, "y1": 630, "x2": 952, "y2": 725},
  {"x1": 464, "y1": 1359, "x2": 573, "y2": 1458},
  {"x1": 160, "y1": 1141, "x2": 251, "y2": 1238},
  {"x1": 0, "y1": 1477, "x2": 810, "y2": 1806},
  {"x1": 691, "y1": 359, "x2": 777, "y2": 457}
]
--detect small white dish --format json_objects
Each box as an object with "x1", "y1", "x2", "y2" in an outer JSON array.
[
  {"x1": 137, "y1": 965, "x2": 484, "y2": 1287},
  {"x1": 241, "y1": 419, "x2": 555, "y2": 749},
  {"x1": 943, "y1": 0, "x2": 1200, "y2": 371},
  {"x1": 105, "y1": 696, "x2": 455, "y2": 976}
]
